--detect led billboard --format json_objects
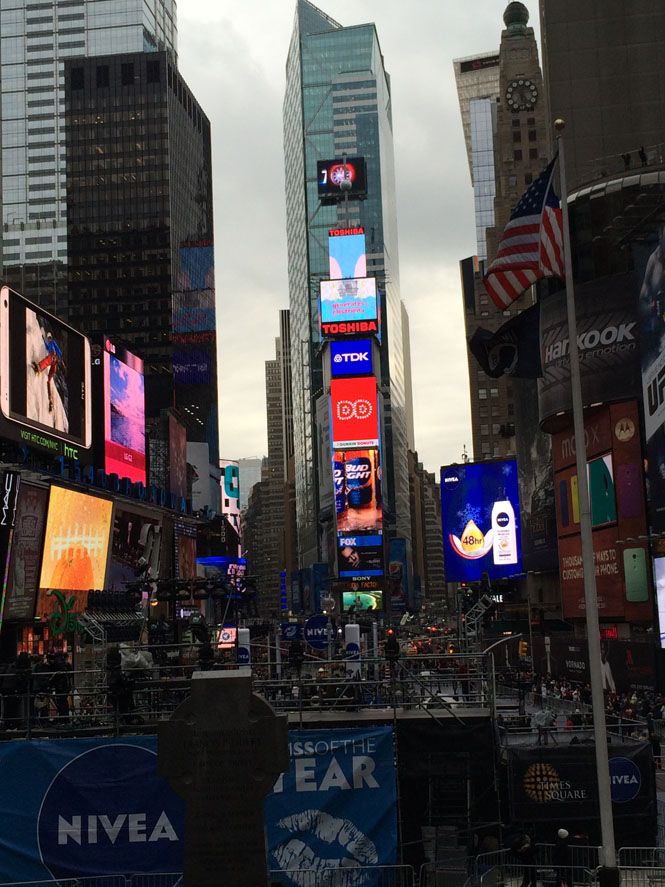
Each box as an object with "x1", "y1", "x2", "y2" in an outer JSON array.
[
  {"x1": 104, "y1": 342, "x2": 146, "y2": 484},
  {"x1": 2, "y1": 483, "x2": 49, "y2": 622},
  {"x1": 440, "y1": 459, "x2": 522, "y2": 583},
  {"x1": 321, "y1": 319, "x2": 379, "y2": 339},
  {"x1": 320, "y1": 277, "x2": 377, "y2": 326},
  {"x1": 334, "y1": 449, "x2": 382, "y2": 533},
  {"x1": 107, "y1": 507, "x2": 161, "y2": 591},
  {"x1": 328, "y1": 227, "x2": 366, "y2": 280},
  {"x1": 317, "y1": 157, "x2": 367, "y2": 201},
  {"x1": 37, "y1": 487, "x2": 113, "y2": 615},
  {"x1": 331, "y1": 377, "x2": 379, "y2": 450},
  {"x1": 168, "y1": 414, "x2": 187, "y2": 500},
  {"x1": 0, "y1": 286, "x2": 91, "y2": 455},
  {"x1": 220, "y1": 460, "x2": 241, "y2": 534},
  {"x1": 342, "y1": 589, "x2": 383, "y2": 612},
  {"x1": 330, "y1": 340, "x2": 373, "y2": 378},
  {"x1": 337, "y1": 533, "x2": 384, "y2": 577}
]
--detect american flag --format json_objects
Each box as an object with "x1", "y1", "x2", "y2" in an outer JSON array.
[{"x1": 484, "y1": 156, "x2": 564, "y2": 309}]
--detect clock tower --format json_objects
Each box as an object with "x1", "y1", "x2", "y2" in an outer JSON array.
[{"x1": 487, "y1": 2, "x2": 549, "y2": 255}]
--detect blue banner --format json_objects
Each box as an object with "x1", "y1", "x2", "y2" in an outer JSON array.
[
  {"x1": 0, "y1": 728, "x2": 397, "y2": 881},
  {"x1": 265, "y1": 727, "x2": 397, "y2": 881}
]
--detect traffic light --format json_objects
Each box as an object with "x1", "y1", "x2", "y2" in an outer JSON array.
[
  {"x1": 518, "y1": 640, "x2": 528, "y2": 658},
  {"x1": 385, "y1": 628, "x2": 400, "y2": 663}
]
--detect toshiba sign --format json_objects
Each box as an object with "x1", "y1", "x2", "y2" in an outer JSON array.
[{"x1": 331, "y1": 377, "x2": 379, "y2": 450}]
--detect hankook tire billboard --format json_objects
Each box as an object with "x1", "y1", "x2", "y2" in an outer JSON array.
[{"x1": 538, "y1": 272, "x2": 640, "y2": 431}]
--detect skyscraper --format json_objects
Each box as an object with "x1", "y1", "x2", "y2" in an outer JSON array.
[
  {"x1": 539, "y1": 0, "x2": 665, "y2": 192},
  {"x1": 283, "y1": 0, "x2": 414, "y2": 578},
  {"x1": 0, "y1": 0, "x2": 177, "y2": 312},
  {"x1": 457, "y1": 3, "x2": 548, "y2": 462},
  {"x1": 63, "y1": 51, "x2": 218, "y2": 460}
]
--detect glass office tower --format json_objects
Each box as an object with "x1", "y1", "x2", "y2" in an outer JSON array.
[
  {"x1": 284, "y1": 0, "x2": 414, "y2": 569},
  {"x1": 0, "y1": 0, "x2": 177, "y2": 312}
]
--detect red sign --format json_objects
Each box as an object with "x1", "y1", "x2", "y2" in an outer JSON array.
[
  {"x1": 331, "y1": 377, "x2": 379, "y2": 450},
  {"x1": 321, "y1": 320, "x2": 378, "y2": 338}
]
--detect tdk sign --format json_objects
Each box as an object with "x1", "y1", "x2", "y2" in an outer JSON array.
[{"x1": 330, "y1": 339, "x2": 372, "y2": 378}]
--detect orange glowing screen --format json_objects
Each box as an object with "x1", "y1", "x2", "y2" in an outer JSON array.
[{"x1": 37, "y1": 487, "x2": 113, "y2": 614}]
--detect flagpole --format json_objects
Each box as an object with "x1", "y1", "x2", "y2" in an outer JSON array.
[{"x1": 555, "y1": 119, "x2": 618, "y2": 881}]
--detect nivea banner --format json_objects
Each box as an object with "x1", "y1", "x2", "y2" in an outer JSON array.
[
  {"x1": 0, "y1": 728, "x2": 397, "y2": 881},
  {"x1": 0, "y1": 737, "x2": 184, "y2": 881},
  {"x1": 266, "y1": 727, "x2": 397, "y2": 881}
]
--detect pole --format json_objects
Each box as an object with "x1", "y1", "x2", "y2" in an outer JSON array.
[{"x1": 556, "y1": 120, "x2": 617, "y2": 878}]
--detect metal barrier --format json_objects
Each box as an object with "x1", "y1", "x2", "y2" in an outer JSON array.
[
  {"x1": 128, "y1": 876, "x2": 183, "y2": 887},
  {"x1": 0, "y1": 652, "x2": 492, "y2": 738},
  {"x1": 479, "y1": 862, "x2": 597, "y2": 887},
  {"x1": 268, "y1": 865, "x2": 416, "y2": 886},
  {"x1": 0, "y1": 879, "x2": 126, "y2": 887},
  {"x1": 618, "y1": 848, "x2": 665, "y2": 869},
  {"x1": 419, "y1": 861, "x2": 471, "y2": 887}
]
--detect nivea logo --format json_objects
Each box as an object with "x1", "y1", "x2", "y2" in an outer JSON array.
[
  {"x1": 496, "y1": 512, "x2": 510, "y2": 527},
  {"x1": 38, "y1": 744, "x2": 183, "y2": 879},
  {"x1": 609, "y1": 756, "x2": 641, "y2": 803}
]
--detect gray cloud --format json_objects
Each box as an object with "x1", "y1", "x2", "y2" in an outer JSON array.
[{"x1": 176, "y1": 0, "x2": 541, "y2": 471}]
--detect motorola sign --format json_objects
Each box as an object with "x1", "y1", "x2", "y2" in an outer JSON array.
[
  {"x1": 303, "y1": 614, "x2": 330, "y2": 650},
  {"x1": 330, "y1": 340, "x2": 373, "y2": 378}
]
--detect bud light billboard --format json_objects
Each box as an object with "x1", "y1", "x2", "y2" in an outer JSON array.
[
  {"x1": 330, "y1": 376, "x2": 379, "y2": 450},
  {"x1": 330, "y1": 340, "x2": 373, "y2": 378},
  {"x1": 440, "y1": 459, "x2": 523, "y2": 582},
  {"x1": 333, "y1": 449, "x2": 382, "y2": 534},
  {"x1": 328, "y1": 227, "x2": 366, "y2": 280}
]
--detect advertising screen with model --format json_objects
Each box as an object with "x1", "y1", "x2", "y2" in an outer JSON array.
[{"x1": 0, "y1": 287, "x2": 91, "y2": 450}]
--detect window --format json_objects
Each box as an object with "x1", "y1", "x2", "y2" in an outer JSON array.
[
  {"x1": 512, "y1": 119, "x2": 521, "y2": 128},
  {"x1": 478, "y1": 388, "x2": 488, "y2": 400},
  {"x1": 512, "y1": 131, "x2": 521, "y2": 143},
  {"x1": 70, "y1": 66, "x2": 84, "y2": 89},
  {"x1": 527, "y1": 117, "x2": 535, "y2": 125},
  {"x1": 490, "y1": 388, "x2": 499, "y2": 398},
  {"x1": 480, "y1": 424, "x2": 489, "y2": 436},
  {"x1": 121, "y1": 63, "x2": 134, "y2": 86},
  {"x1": 492, "y1": 424, "x2": 500, "y2": 435},
  {"x1": 514, "y1": 149, "x2": 522, "y2": 162},
  {"x1": 481, "y1": 443, "x2": 491, "y2": 455},
  {"x1": 528, "y1": 129, "x2": 537, "y2": 142},
  {"x1": 96, "y1": 65, "x2": 109, "y2": 88},
  {"x1": 147, "y1": 61, "x2": 161, "y2": 84},
  {"x1": 479, "y1": 407, "x2": 488, "y2": 418},
  {"x1": 529, "y1": 147, "x2": 538, "y2": 159}
]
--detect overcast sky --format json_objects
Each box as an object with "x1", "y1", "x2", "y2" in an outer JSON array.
[{"x1": 176, "y1": 0, "x2": 542, "y2": 476}]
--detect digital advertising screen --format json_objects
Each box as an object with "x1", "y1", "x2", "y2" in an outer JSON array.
[
  {"x1": 104, "y1": 342, "x2": 146, "y2": 484},
  {"x1": 2, "y1": 483, "x2": 49, "y2": 622},
  {"x1": 337, "y1": 533, "x2": 384, "y2": 578},
  {"x1": 175, "y1": 534, "x2": 196, "y2": 580},
  {"x1": 342, "y1": 589, "x2": 383, "y2": 612},
  {"x1": 320, "y1": 277, "x2": 377, "y2": 326},
  {"x1": 37, "y1": 487, "x2": 113, "y2": 615},
  {"x1": 168, "y1": 414, "x2": 187, "y2": 500},
  {"x1": 331, "y1": 376, "x2": 379, "y2": 450},
  {"x1": 330, "y1": 340, "x2": 373, "y2": 378},
  {"x1": 220, "y1": 460, "x2": 241, "y2": 533},
  {"x1": 328, "y1": 227, "x2": 367, "y2": 280},
  {"x1": 440, "y1": 459, "x2": 523, "y2": 583},
  {"x1": 106, "y1": 507, "x2": 161, "y2": 592},
  {"x1": 0, "y1": 287, "x2": 91, "y2": 454},
  {"x1": 333, "y1": 449, "x2": 382, "y2": 534},
  {"x1": 655, "y1": 557, "x2": 665, "y2": 649},
  {"x1": 317, "y1": 157, "x2": 367, "y2": 200}
]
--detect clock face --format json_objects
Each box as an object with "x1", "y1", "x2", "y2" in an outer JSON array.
[{"x1": 506, "y1": 78, "x2": 538, "y2": 111}]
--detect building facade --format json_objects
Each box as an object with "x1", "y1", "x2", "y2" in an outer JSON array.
[
  {"x1": 1, "y1": 0, "x2": 177, "y2": 312},
  {"x1": 458, "y1": 3, "x2": 549, "y2": 462},
  {"x1": 283, "y1": 0, "x2": 414, "y2": 578},
  {"x1": 408, "y1": 450, "x2": 445, "y2": 603},
  {"x1": 539, "y1": 0, "x2": 665, "y2": 192},
  {"x1": 63, "y1": 50, "x2": 218, "y2": 460}
]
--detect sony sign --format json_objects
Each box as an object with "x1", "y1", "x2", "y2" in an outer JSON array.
[{"x1": 330, "y1": 339, "x2": 373, "y2": 378}]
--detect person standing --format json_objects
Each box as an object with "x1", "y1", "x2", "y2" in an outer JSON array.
[
  {"x1": 512, "y1": 833, "x2": 537, "y2": 887},
  {"x1": 51, "y1": 651, "x2": 72, "y2": 724},
  {"x1": 553, "y1": 828, "x2": 573, "y2": 887}
]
